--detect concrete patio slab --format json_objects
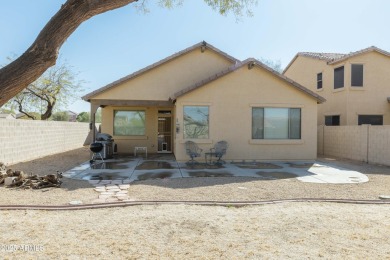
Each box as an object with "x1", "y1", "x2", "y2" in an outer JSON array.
[{"x1": 63, "y1": 155, "x2": 369, "y2": 184}]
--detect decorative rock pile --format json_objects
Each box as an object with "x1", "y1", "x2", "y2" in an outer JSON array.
[
  {"x1": 88, "y1": 180, "x2": 133, "y2": 203},
  {"x1": 0, "y1": 162, "x2": 62, "y2": 189}
]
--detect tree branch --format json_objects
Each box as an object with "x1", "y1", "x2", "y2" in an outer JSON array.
[{"x1": 0, "y1": 0, "x2": 138, "y2": 107}]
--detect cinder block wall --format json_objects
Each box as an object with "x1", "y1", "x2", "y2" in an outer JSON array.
[
  {"x1": 0, "y1": 119, "x2": 89, "y2": 165},
  {"x1": 318, "y1": 125, "x2": 390, "y2": 166}
]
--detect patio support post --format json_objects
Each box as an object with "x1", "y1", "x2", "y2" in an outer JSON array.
[{"x1": 90, "y1": 103, "x2": 100, "y2": 143}]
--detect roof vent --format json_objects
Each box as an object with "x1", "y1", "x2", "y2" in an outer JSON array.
[
  {"x1": 248, "y1": 61, "x2": 256, "y2": 70},
  {"x1": 201, "y1": 41, "x2": 207, "y2": 53}
]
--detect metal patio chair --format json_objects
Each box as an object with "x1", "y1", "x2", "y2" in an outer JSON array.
[
  {"x1": 185, "y1": 141, "x2": 202, "y2": 164},
  {"x1": 206, "y1": 140, "x2": 229, "y2": 165}
]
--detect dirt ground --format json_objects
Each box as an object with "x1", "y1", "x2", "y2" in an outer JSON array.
[
  {"x1": 1, "y1": 203, "x2": 389, "y2": 259},
  {"x1": 2, "y1": 148, "x2": 390, "y2": 205},
  {"x1": 1, "y1": 149, "x2": 390, "y2": 258}
]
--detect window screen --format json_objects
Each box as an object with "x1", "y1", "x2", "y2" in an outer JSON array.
[
  {"x1": 351, "y1": 64, "x2": 363, "y2": 87},
  {"x1": 317, "y1": 73, "x2": 323, "y2": 89},
  {"x1": 325, "y1": 115, "x2": 340, "y2": 126},
  {"x1": 358, "y1": 115, "x2": 383, "y2": 125},
  {"x1": 334, "y1": 66, "x2": 344, "y2": 89}
]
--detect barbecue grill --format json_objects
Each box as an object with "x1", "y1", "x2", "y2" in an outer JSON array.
[
  {"x1": 95, "y1": 133, "x2": 116, "y2": 159},
  {"x1": 90, "y1": 142, "x2": 104, "y2": 163}
]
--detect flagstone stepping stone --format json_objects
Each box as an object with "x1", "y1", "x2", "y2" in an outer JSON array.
[
  {"x1": 106, "y1": 185, "x2": 119, "y2": 189},
  {"x1": 116, "y1": 190, "x2": 128, "y2": 194},
  {"x1": 94, "y1": 188, "x2": 106, "y2": 192},
  {"x1": 88, "y1": 180, "x2": 100, "y2": 184},
  {"x1": 119, "y1": 184, "x2": 130, "y2": 189},
  {"x1": 122, "y1": 180, "x2": 132, "y2": 184},
  {"x1": 100, "y1": 192, "x2": 115, "y2": 196},
  {"x1": 107, "y1": 189, "x2": 121, "y2": 193}
]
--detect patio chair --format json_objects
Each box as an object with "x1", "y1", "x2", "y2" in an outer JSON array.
[
  {"x1": 207, "y1": 141, "x2": 229, "y2": 165},
  {"x1": 185, "y1": 141, "x2": 202, "y2": 164}
]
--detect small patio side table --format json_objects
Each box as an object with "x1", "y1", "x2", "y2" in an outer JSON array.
[
  {"x1": 204, "y1": 152, "x2": 215, "y2": 165},
  {"x1": 134, "y1": 147, "x2": 147, "y2": 158}
]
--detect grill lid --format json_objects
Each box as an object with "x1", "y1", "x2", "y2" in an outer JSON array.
[{"x1": 96, "y1": 133, "x2": 112, "y2": 141}]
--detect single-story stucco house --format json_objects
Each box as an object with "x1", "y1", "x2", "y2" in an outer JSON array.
[{"x1": 83, "y1": 41, "x2": 325, "y2": 161}]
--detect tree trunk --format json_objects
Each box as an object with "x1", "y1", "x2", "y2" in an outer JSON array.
[
  {"x1": 41, "y1": 100, "x2": 55, "y2": 120},
  {"x1": 0, "y1": 0, "x2": 137, "y2": 107}
]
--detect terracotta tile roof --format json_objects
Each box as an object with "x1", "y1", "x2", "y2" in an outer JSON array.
[
  {"x1": 298, "y1": 52, "x2": 346, "y2": 62},
  {"x1": 82, "y1": 41, "x2": 239, "y2": 101},
  {"x1": 328, "y1": 46, "x2": 390, "y2": 64},
  {"x1": 284, "y1": 46, "x2": 390, "y2": 73},
  {"x1": 171, "y1": 58, "x2": 326, "y2": 104}
]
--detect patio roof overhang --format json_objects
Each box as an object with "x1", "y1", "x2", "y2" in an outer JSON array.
[{"x1": 90, "y1": 99, "x2": 174, "y2": 107}]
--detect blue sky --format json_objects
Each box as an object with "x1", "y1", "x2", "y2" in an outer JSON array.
[{"x1": 1, "y1": 0, "x2": 389, "y2": 113}]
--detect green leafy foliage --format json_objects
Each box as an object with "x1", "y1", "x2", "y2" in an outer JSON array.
[
  {"x1": 2, "y1": 62, "x2": 83, "y2": 120},
  {"x1": 76, "y1": 111, "x2": 90, "y2": 122},
  {"x1": 51, "y1": 111, "x2": 70, "y2": 121}
]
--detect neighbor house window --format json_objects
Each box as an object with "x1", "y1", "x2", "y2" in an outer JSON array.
[
  {"x1": 252, "y1": 108, "x2": 301, "y2": 139},
  {"x1": 183, "y1": 106, "x2": 209, "y2": 139},
  {"x1": 334, "y1": 66, "x2": 344, "y2": 89},
  {"x1": 358, "y1": 115, "x2": 383, "y2": 125},
  {"x1": 325, "y1": 115, "x2": 340, "y2": 126},
  {"x1": 317, "y1": 73, "x2": 323, "y2": 89},
  {"x1": 113, "y1": 110, "x2": 145, "y2": 136},
  {"x1": 351, "y1": 64, "x2": 363, "y2": 87}
]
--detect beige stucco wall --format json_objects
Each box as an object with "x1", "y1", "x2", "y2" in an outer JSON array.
[
  {"x1": 285, "y1": 52, "x2": 390, "y2": 125},
  {"x1": 174, "y1": 66, "x2": 319, "y2": 161},
  {"x1": 92, "y1": 48, "x2": 234, "y2": 101}
]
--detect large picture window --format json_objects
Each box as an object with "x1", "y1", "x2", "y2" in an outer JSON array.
[
  {"x1": 252, "y1": 108, "x2": 301, "y2": 139},
  {"x1": 183, "y1": 106, "x2": 209, "y2": 139},
  {"x1": 113, "y1": 110, "x2": 145, "y2": 136}
]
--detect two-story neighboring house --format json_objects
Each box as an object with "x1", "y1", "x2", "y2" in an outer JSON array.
[{"x1": 283, "y1": 46, "x2": 390, "y2": 126}]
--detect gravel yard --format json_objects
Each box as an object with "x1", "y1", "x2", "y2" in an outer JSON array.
[
  {"x1": 2, "y1": 148, "x2": 390, "y2": 205},
  {"x1": 1, "y1": 203, "x2": 390, "y2": 259},
  {"x1": 1, "y1": 148, "x2": 390, "y2": 258}
]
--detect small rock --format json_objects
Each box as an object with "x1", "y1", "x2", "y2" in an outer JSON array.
[
  {"x1": 379, "y1": 195, "x2": 390, "y2": 200},
  {"x1": 69, "y1": 200, "x2": 83, "y2": 205}
]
